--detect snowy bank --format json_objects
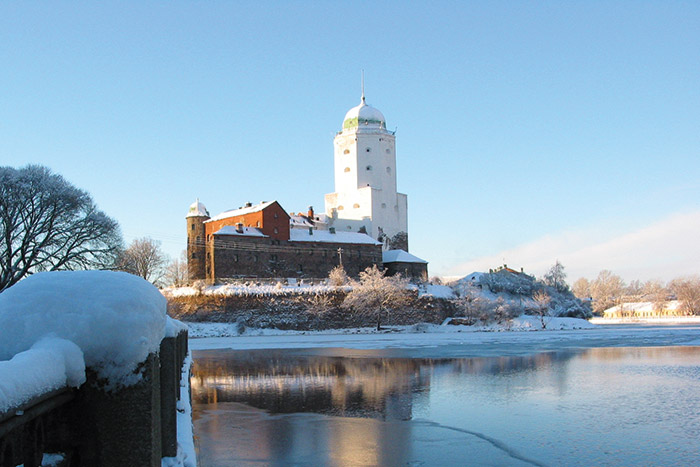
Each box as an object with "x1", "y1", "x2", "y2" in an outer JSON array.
[
  {"x1": 0, "y1": 270, "x2": 167, "y2": 389},
  {"x1": 187, "y1": 315, "x2": 595, "y2": 340}
]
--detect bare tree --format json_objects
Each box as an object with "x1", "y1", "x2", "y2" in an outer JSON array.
[
  {"x1": 625, "y1": 280, "x2": 643, "y2": 299},
  {"x1": 590, "y1": 270, "x2": 625, "y2": 315},
  {"x1": 669, "y1": 276, "x2": 700, "y2": 316},
  {"x1": 532, "y1": 290, "x2": 552, "y2": 329},
  {"x1": 455, "y1": 290, "x2": 493, "y2": 325},
  {"x1": 342, "y1": 265, "x2": 413, "y2": 330},
  {"x1": 117, "y1": 237, "x2": 169, "y2": 286},
  {"x1": 165, "y1": 251, "x2": 188, "y2": 287},
  {"x1": 572, "y1": 277, "x2": 591, "y2": 299},
  {"x1": 543, "y1": 260, "x2": 568, "y2": 292},
  {"x1": 643, "y1": 279, "x2": 668, "y2": 314},
  {"x1": 0, "y1": 165, "x2": 122, "y2": 292}
]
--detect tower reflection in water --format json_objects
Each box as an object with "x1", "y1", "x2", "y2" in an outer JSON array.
[{"x1": 190, "y1": 349, "x2": 573, "y2": 465}]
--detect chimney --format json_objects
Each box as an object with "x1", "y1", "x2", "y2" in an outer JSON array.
[
  {"x1": 329, "y1": 227, "x2": 336, "y2": 234},
  {"x1": 308, "y1": 206, "x2": 314, "y2": 218},
  {"x1": 308, "y1": 227, "x2": 313, "y2": 235},
  {"x1": 245, "y1": 202, "x2": 252, "y2": 208},
  {"x1": 236, "y1": 222, "x2": 244, "y2": 233}
]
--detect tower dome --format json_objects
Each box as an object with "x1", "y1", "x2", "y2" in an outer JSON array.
[
  {"x1": 186, "y1": 198, "x2": 209, "y2": 218},
  {"x1": 342, "y1": 96, "x2": 386, "y2": 130}
]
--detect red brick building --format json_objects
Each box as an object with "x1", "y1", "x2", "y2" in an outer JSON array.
[{"x1": 187, "y1": 200, "x2": 383, "y2": 281}]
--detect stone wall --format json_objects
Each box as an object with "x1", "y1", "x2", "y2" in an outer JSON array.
[
  {"x1": 209, "y1": 235, "x2": 382, "y2": 280},
  {"x1": 167, "y1": 292, "x2": 456, "y2": 330}
]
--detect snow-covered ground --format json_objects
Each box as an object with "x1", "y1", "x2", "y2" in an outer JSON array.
[
  {"x1": 187, "y1": 318, "x2": 700, "y2": 355},
  {"x1": 163, "y1": 282, "x2": 454, "y2": 298},
  {"x1": 592, "y1": 316, "x2": 700, "y2": 324}
]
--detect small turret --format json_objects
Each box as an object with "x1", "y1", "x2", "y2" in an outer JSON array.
[{"x1": 186, "y1": 199, "x2": 210, "y2": 282}]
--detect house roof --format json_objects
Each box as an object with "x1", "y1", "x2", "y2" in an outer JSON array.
[
  {"x1": 206, "y1": 200, "x2": 283, "y2": 223},
  {"x1": 382, "y1": 249, "x2": 428, "y2": 264},
  {"x1": 290, "y1": 214, "x2": 314, "y2": 228},
  {"x1": 289, "y1": 229, "x2": 381, "y2": 245}
]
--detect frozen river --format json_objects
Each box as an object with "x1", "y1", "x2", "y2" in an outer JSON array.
[{"x1": 190, "y1": 325, "x2": 700, "y2": 466}]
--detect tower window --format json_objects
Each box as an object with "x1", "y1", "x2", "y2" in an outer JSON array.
[
  {"x1": 338, "y1": 205, "x2": 344, "y2": 210},
  {"x1": 191, "y1": 224, "x2": 195, "y2": 231},
  {"x1": 386, "y1": 149, "x2": 390, "y2": 154},
  {"x1": 366, "y1": 165, "x2": 372, "y2": 171},
  {"x1": 273, "y1": 227, "x2": 279, "y2": 234},
  {"x1": 381, "y1": 203, "x2": 386, "y2": 208},
  {"x1": 353, "y1": 203, "x2": 360, "y2": 209},
  {"x1": 343, "y1": 149, "x2": 350, "y2": 154},
  {"x1": 365, "y1": 147, "x2": 371, "y2": 153},
  {"x1": 386, "y1": 167, "x2": 391, "y2": 173},
  {"x1": 344, "y1": 167, "x2": 351, "y2": 173}
]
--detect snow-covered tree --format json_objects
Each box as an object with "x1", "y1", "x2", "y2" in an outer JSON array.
[
  {"x1": 543, "y1": 260, "x2": 568, "y2": 292},
  {"x1": 342, "y1": 265, "x2": 412, "y2": 330},
  {"x1": 532, "y1": 290, "x2": 552, "y2": 328},
  {"x1": 117, "y1": 237, "x2": 169, "y2": 286},
  {"x1": 328, "y1": 265, "x2": 348, "y2": 286},
  {"x1": 0, "y1": 165, "x2": 122, "y2": 292}
]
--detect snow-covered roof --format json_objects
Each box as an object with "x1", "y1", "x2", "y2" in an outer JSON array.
[
  {"x1": 290, "y1": 215, "x2": 314, "y2": 229},
  {"x1": 289, "y1": 229, "x2": 381, "y2": 245},
  {"x1": 213, "y1": 226, "x2": 268, "y2": 237},
  {"x1": 382, "y1": 249, "x2": 428, "y2": 264},
  {"x1": 186, "y1": 198, "x2": 209, "y2": 218},
  {"x1": 343, "y1": 96, "x2": 386, "y2": 130},
  {"x1": 206, "y1": 200, "x2": 277, "y2": 222}
]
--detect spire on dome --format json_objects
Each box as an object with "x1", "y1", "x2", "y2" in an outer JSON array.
[{"x1": 361, "y1": 69, "x2": 365, "y2": 104}]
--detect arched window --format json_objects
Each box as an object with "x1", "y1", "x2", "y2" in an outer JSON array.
[
  {"x1": 365, "y1": 147, "x2": 371, "y2": 153},
  {"x1": 366, "y1": 165, "x2": 372, "y2": 171},
  {"x1": 343, "y1": 149, "x2": 350, "y2": 154},
  {"x1": 344, "y1": 167, "x2": 351, "y2": 173},
  {"x1": 338, "y1": 205, "x2": 344, "y2": 210},
  {"x1": 353, "y1": 203, "x2": 360, "y2": 209}
]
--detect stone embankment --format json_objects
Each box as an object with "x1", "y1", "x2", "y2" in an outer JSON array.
[{"x1": 166, "y1": 290, "x2": 457, "y2": 330}]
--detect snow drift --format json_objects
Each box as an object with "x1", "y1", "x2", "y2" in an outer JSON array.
[{"x1": 0, "y1": 270, "x2": 167, "y2": 389}]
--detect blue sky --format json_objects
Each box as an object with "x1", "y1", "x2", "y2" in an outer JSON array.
[{"x1": 2, "y1": 2, "x2": 698, "y2": 282}]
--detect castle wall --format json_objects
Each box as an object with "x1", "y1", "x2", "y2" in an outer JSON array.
[{"x1": 209, "y1": 234, "x2": 382, "y2": 279}]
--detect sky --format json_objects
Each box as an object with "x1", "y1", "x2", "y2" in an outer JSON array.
[{"x1": 1, "y1": 2, "x2": 699, "y2": 283}]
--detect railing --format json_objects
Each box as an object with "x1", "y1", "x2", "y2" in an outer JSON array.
[{"x1": 0, "y1": 330, "x2": 189, "y2": 467}]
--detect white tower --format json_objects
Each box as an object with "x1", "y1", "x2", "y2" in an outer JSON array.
[{"x1": 324, "y1": 87, "x2": 408, "y2": 250}]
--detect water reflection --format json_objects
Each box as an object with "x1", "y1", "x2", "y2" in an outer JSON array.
[{"x1": 191, "y1": 346, "x2": 700, "y2": 466}]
